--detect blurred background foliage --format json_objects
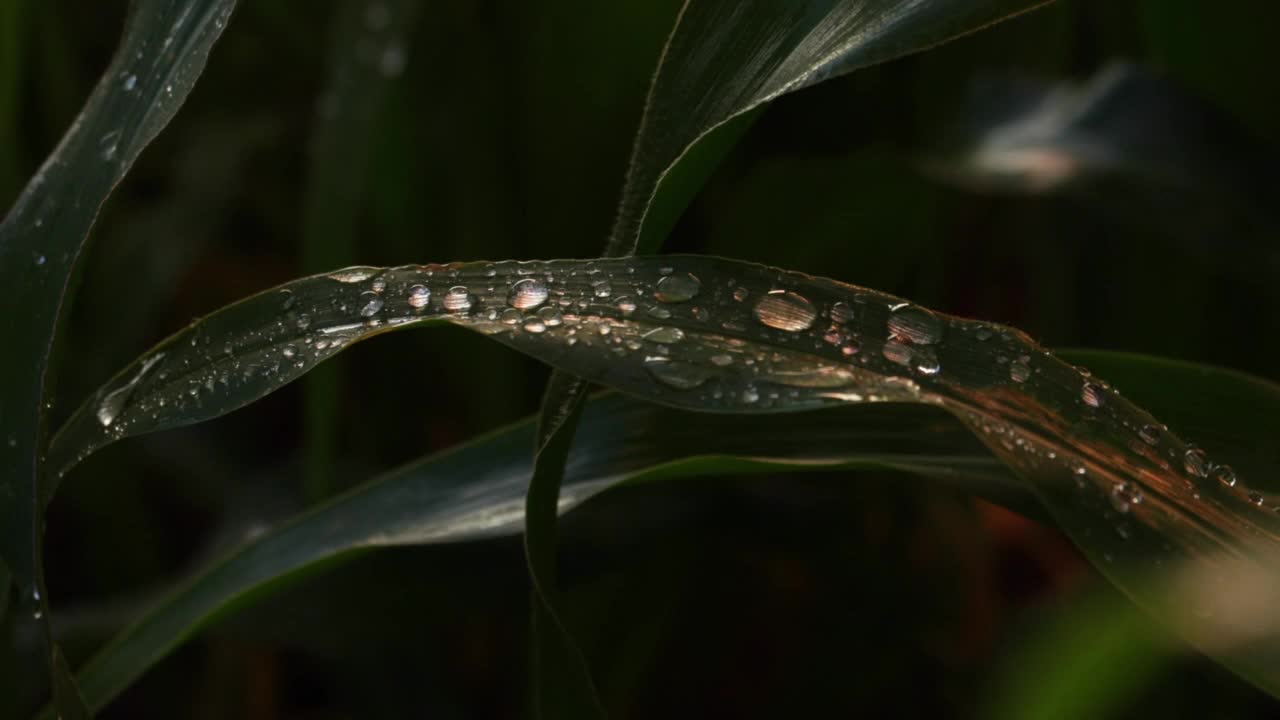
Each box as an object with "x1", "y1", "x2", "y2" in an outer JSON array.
[{"x1": 2, "y1": 0, "x2": 1279, "y2": 717}]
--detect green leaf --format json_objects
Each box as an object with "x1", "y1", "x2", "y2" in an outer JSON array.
[
  {"x1": 56, "y1": 394, "x2": 1015, "y2": 715},
  {"x1": 300, "y1": 0, "x2": 422, "y2": 502},
  {"x1": 47, "y1": 254, "x2": 1280, "y2": 698},
  {"x1": 608, "y1": 0, "x2": 1056, "y2": 257},
  {"x1": 0, "y1": 0, "x2": 236, "y2": 714}
]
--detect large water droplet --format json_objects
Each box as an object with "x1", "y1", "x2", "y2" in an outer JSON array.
[
  {"x1": 328, "y1": 268, "x2": 377, "y2": 284},
  {"x1": 643, "y1": 327, "x2": 685, "y2": 344},
  {"x1": 359, "y1": 291, "x2": 384, "y2": 317},
  {"x1": 644, "y1": 356, "x2": 713, "y2": 390},
  {"x1": 654, "y1": 273, "x2": 702, "y2": 303},
  {"x1": 508, "y1": 278, "x2": 548, "y2": 310},
  {"x1": 408, "y1": 284, "x2": 431, "y2": 309},
  {"x1": 523, "y1": 317, "x2": 546, "y2": 334},
  {"x1": 443, "y1": 286, "x2": 473, "y2": 313},
  {"x1": 753, "y1": 290, "x2": 816, "y2": 332},
  {"x1": 886, "y1": 303, "x2": 942, "y2": 345},
  {"x1": 537, "y1": 306, "x2": 563, "y2": 326}
]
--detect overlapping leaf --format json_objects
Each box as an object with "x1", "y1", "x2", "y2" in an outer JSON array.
[{"x1": 45, "y1": 254, "x2": 1280, "y2": 699}]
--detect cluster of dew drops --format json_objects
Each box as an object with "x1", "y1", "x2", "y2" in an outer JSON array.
[{"x1": 68, "y1": 259, "x2": 1275, "y2": 521}]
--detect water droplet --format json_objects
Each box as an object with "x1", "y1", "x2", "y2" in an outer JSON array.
[
  {"x1": 508, "y1": 278, "x2": 548, "y2": 310},
  {"x1": 598, "y1": 323, "x2": 612, "y2": 336},
  {"x1": 710, "y1": 354, "x2": 734, "y2": 367},
  {"x1": 592, "y1": 280, "x2": 612, "y2": 298},
  {"x1": 643, "y1": 327, "x2": 685, "y2": 344},
  {"x1": 122, "y1": 73, "x2": 137, "y2": 91},
  {"x1": 1248, "y1": 491, "x2": 1265, "y2": 506},
  {"x1": 328, "y1": 268, "x2": 377, "y2": 284},
  {"x1": 654, "y1": 273, "x2": 702, "y2": 303},
  {"x1": 282, "y1": 345, "x2": 297, "y2": 359},
  {"x1": 1184, "y1": 448, "x2": 1208, "y2": 477},
  {"x1": 523, "y1": 318, "x2": 546, "y2": 333},
  {"x1": 646, "y1": 306, "x2": 672, "y2": 320},
  {"x1": 33, "y1": 253, "x2": 46, "y2": 266},
  {"x1": 616, "y1": 298, "x2": 637, "y2": 316},
  {"x1": 96, "y1": 353, "x2": 166, "y2": 427},
  {"x1": 830, "y1": 301, "x2": 855, "y2": 324},
  {"x1": 359, "y1": 291, "x2": 384, "y2": 317},
  {"x1": 1139, "y1": 424, "x2": 1162, "y2": 446},
  {"x1": 443, "y1": 286, "x2": 473, "y2": 313},
  {"x1": 500, "y1": 308, "x2": 522, "y2": 325},
  {"x1": 408, "y1": 284, "x2": 431, "y2": 309},
  {"x1": 753, "y1": 290, "x2": 816, "y2": 332},
  {"x1": 644, "y1": 357, "x2": 712, "y2": 390},
  {"x1": 370, "y1": 277, "x2": 387, "y2": 293},
  {"x1": 732, "y1": 287, "x2": 749, "y2": 302},
  {"x1": 1111, "y1": 482, "x2": 1133, "y2": 513},
  {"x1": 741, "y1": 386, "x2": 760, "y2": 403},
  {"x1": 1213, "y1": 465, "x2": 1237, "y2": 488},
  {"x1": 1009, "y1": 359, "x2": 1031, "y2": 383},
  {"x1": 1081, "y1": 382, "x2": 1104, "y2": 408},
  {"x1": 913, "y1": 348, "x2": 941, "y2": 376},
  {"x1": 886, "y1": 304, "x2": 942, "y2": 345},
  {"x1": 537, "y1": 306, "x2": 563, "y2": 326},
  {"x1": 975, "y1": 328, "x2": 993, "y2": 341}
]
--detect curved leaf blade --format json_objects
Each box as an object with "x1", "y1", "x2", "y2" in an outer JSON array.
[
  {"x1": 0, "y1": 0, "x2": 236, "y2": 713},
  {"x1": 60, "y1": 395, "x2": 1015, "y2": 715}
]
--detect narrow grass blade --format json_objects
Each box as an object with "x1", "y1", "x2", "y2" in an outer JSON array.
[
  {"x1": 44, "y1": 254, "x2": 1280, "y2": 696},
  {"x1": 0, "y1": 0, "x2": 236, "y2": 713}
]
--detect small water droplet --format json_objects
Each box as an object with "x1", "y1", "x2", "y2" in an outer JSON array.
[
  {"x1": 732, "y1": 287, "x2": 749, "y2": 302},
  {"x1": 328, "y1": 268, "x2": 377, "y2": 284},
  {"x1": 830, "y1": 301, "x2": 855, "y2": 324},
  {"x1": 523, "y1": 317, "x2": 546, "y2": 333},
  {"x1": 710, "y1": 354, "x2": 734, "y2": 367},
  {"x1": 1009, "y1": 359, "x2": 1031, "y2": 383},
  {"x1": 443, "y1": 286, "x2": 473, "y2": 313},
  {"x1": 886, "y1": 304, "x2": 942, "y2": 345},
  {"x1": 616, "y1": 297, "x2": 637, "y2": 316},
  {"x1": 1081, "y1": 382, "x2": 1104, "y2": 408},
  {"x1": 598, "y1": 323, "x2": 612, "y2": 336},
  {"x1": 741, "y1": 386, "x2": 760, "y2": 403},
  {"x1": 359, "y1": 291, "x2": 384, "y2": 317},
  {"x1": 1213, "y1": 465, "x2": 1237, "y2": 488},
  {"x1": 654, "y1": 273, "x2": 702, "y2": 303},
  {"x1": 1248, "y1": 491, "x2": 1265, "y2": 506},
  {"x1": 282, "y1": 345, "x2": 297, "y2": 359},
  {"x1": 753, "y1": 290, "x2": 816, "y2": 332},
  {"x1": 500, "y1": 308, "x2": 523, "y2": 325},
  {"x1": 644, "y1": 356, "x2": 712, "y2": 390},
  {"x1": 508, "y1": 278, "x2": 548, "y2": 310},
  {"x1": 646, "y1": 306, "x2": 672, "y2": 320},
  {"x1": 1139, "y1": 424, "x2": 1162, "y2": 446},
  {"x1": 591, "y1": 280, "x2": 612, "y2": 298},
  {"x1": 537, "y1": 306, "x2": 563, "y2": 326},
  {"x1": 1111, "y1": 482, "x2": 1134, "y2": 513},
  {"x1": 408, "y1": 284, "x2": 431, "y2": 309},
  {"x1": 33, "y1": 253, "x2": 46, "y2": 266},
  {"x1": 370, "y1": 277, "x2": 387, "y2": 293},
  {"x1": 123, "y1": 73, "x2": 137, "y2": 91},
  {"x1": 643, "y1": 327, "x2": 685, "y2": 344},
  {"x1": 1184, "y1": 448, "x2": 1208, "y2": 477}
]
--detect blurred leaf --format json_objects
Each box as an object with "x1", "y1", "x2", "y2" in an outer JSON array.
[
  {"x1": 301, "y1": 0, "x2": 422, "y2": 502},
  {"x1": 58, "y1": 393, "x2": 1016, "y2": 715},
  {"x1": 0, "y1": 0, "x2": 25, "y2": 201},
  {"x1": 45, "y1": 254, "x2": 1280, "y2": 699},
  {"x1": 924, "y1": 63, "x2": 1280, "y2": 268},
  {"x1": 0, "y1": 0, "x2": 236, "y2": 714}
]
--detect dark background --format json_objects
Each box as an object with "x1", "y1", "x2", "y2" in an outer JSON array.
[{"x1": 2, "y1": 0, "x2": 1279, "y2": 717}]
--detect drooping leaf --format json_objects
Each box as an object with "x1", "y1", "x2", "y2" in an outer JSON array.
[
  {"x1": 300, "y1": 0, "x2": 422, "y2": 502},
  {"x1": 0, "y1": 0, "x2": 237, "y2": 713},
  {"x1": 57, "y1": 393, "x2": 1018, "y2": 715},
  {"x1": 46, "y1": 254, "x2": 1280, "y2": 696}
]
